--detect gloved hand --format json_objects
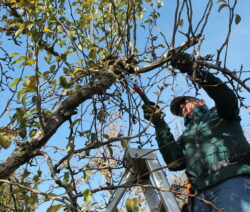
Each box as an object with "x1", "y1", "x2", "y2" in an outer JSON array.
[
  {"x1": 142, "y1": 102, "x2": 166, "y2": 125},
  {"x1": 171, "y1": 52, "x2": 194, "y2": 74}
]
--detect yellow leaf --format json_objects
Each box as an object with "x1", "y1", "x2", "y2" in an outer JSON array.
[
  {"x1": 56, "y1": 56, "x2": 61, "y2": 61},
  {"x1": 82, "y1": 189, "x2": 92, "y2": 202},
  {"x1": 47, "y1": 193, "x2": 57, "y2": 200},
  {"x1": 97, "y1": 111, "x2": 107, "y2": 123},
  {"x1": 47, "y1": 204, "x2": 63, "y2": 212},
  {"x1": 73, "y1": 67, "x2": 82, "y2": 75},
  {"x1": 218, "y1": 3, "x2": 228, "y2": 12},
  {"x1": 24, "y1": 59, "x2": 36, "y2": 66},
  {"x1": 9, "y1": 53, "x2": 19, "y2": 57},
  {"x1": 126, "y1": 198, "x2": 139, "y2": 212},
  {"x1": 121, "y1": 139, "x2": 128, "y2": 149},
  {"x1": 43, "y1": 27, "x2": 52, "y2": 32},
  {"x1": 0, "y1": 134, "x2": 12, "y2": 149},
  {"x1": 23, "y1": 76, "x2": 37, "y2": 87},
  {"x1": 178, "y1": 19, "x2": 184, "y2": 27}
]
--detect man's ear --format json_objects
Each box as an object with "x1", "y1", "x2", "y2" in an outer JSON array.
[{"x1": 199, "y1": 99, "x2": 206, "y2": 106}]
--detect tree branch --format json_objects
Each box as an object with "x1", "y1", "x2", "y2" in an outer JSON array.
[
  {"x1": 201, "y1": 61, "x2": 250, "y2": 92},
  {"x1": 0, "y1": 75, "x2": 115, "y2": 179}
]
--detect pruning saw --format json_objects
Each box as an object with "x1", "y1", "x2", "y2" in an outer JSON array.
[{"x1": 123, "y1": 75, "x2": 151, "y2": 105}]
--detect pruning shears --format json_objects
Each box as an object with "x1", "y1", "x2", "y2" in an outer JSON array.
[{"x1": 123, "y1": 75, "x2": 151, "y2": 105}]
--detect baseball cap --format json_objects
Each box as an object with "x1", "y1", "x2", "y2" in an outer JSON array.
[{"x1": 170, "y1": 96, "x2": 199, "y2": 116}]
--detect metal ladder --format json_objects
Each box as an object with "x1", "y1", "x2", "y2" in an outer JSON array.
[{"x1": 105, "y1": 148, "x2": 181, "y2": 212}]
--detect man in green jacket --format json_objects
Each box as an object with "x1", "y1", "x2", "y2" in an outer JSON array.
[{"x1": 142, "y1": 53, "x2": 250, "y2": 212}]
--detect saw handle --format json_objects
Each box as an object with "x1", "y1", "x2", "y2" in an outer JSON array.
[{"x1": 133, "y1": 84, "x2": 151, "y2": 105}]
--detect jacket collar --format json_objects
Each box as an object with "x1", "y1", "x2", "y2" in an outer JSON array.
[{"x1": 184, "y1": 105, "x2": 208, "y2": 126}]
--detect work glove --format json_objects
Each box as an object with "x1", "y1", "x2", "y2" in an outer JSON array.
[
  {"x1": 171, "y1": 52, "x2": 194, "y2": 74},
  {"x1": 142, "y1": 102, "x2": 166, "y2": 125}
]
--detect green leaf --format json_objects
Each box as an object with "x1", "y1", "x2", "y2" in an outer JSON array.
[
  {"x1": 97, "y1": 111, "x2": 107, "y2": 123},
  {"x1": 66, "y1": 143, "x2": 74, "y2": 153},
  {"x1": 103, "y1": 134, "x2": 109, "y2": 139},
  {"x1": 47, "y1": 204, "x2": 63, "y2": 212},
  {"x1": 33, "y1": 174, "x2": 40, "y2": 183},
  {"x1": 50, "y1": 65, "x2": 56, "y2": 72},
  {"x1": 218, "y1": 3, "x2": 228, "y2": 12},
  {"x1": 29, "y1": 129, "x2": 37, "y2": 137},
  {"x1": 82, "y1": 189, "x2": 92, "y2": 202},
  {"x1": 15, "y1": 29, "x2": 23, "y2": 37},
  {"x1": 63, "y1": 172, "x2": 70, "y2": 183},
  {"x1": 121, "y1": 139, "x2": 128, "y2": 149},
  {"x1": 44, "y1": 54, "x2": 52, "y2": 64},
  {"x1": 17, "y1": 89, "x2": 25, "y2": 101},
  {"x1": 125, "y1": 198, "x2": 139, "y2": 212},
  {"x1": 69, "y1": 118, "x2": 81, "y2": 129},
  {"x1": 47, "y1": 193, "x2": 58, "y2": 200},
  {"x1": 89, "y1": 49, "x2": 97, "y2": 60},
  {"x1": 235, "y1": 14, "x2": 241, "y2": 25},
  {"x1": 21, "y1": 95, "x2": 27, "y2": 110},
  {"x1": 18, "y1": 128, "x2": 27, "y2": 139},
  {"x1": 59, "y1": 76, "x2": 69, "y2": 88},
  {"x1": 22, "y1": 170, "x2": 31, "y2": 179}
]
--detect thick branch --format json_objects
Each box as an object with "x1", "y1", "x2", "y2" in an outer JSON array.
[
  {"x1": 0, "y1": 75, "x2": 115, "y2": 179},
  {"x1": 136, "y1": 34, "x2": 201, "y2": 73}
]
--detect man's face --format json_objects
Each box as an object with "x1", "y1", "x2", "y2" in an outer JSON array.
[{"x1": 179, "y1": 99, "x2": 205, "y2": 117}]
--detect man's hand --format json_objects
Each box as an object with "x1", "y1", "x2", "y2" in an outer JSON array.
[
  {"x1": 171, "y1": 52, "x2": 194, "y2": 74},
  {"x1": 142, "y1": 102, "x2": 165, "y2": 125}
]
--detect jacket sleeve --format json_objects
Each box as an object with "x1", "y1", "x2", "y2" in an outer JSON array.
[
  {"x1": 188, "y1": 71, "x2": 240, "y2": 120},
  {"x1": 154, "y1": 121, "x2": 186, "y2": 171}
]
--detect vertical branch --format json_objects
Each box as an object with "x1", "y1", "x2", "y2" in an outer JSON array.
[
  {"x1": 216, "y1": 0, "x2": 237, "y2": 67},
  {"x1": 125, "y1": 0, "x2": 131, "y2": 55},
  {"x1": 171, "y1": 0, "x2": 180, "y2": 47},
  {"x1": 171, "y1": 0, "x2": 185, "y2": 47},
  {"x1": 194, "y1": 0, "x2": 213, "y2": 35},
  {"x1": 132, "y1": 0, "x2": 137, "y2": 53},
  {"x1": 9, "y1": 183, "x2": 18, "y2": 212},
  {"x1": 110, "y1": 0, "x2": 126, "y2": 52},
  {"x1": 67, "y1": 0, "x2": 89, "y2": 67},
  {"x1": 186, "y1": 0, "x2": 194, "y2": 36},
  {"x1": 34, "y1": 41, "x2": 45, "y2": 131}
]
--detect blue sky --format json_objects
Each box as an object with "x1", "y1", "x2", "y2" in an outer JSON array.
[{"x1": 0, "y1": 0, "x2": 250, "y2": 211}]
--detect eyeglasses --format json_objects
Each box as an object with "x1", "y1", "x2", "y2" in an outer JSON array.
[
  {"x1": 182, "y1": 98, "x2": 198, "y2": 105},
  {"x1": 178, "y1": 98, "x2": 199, "y2": 115}
]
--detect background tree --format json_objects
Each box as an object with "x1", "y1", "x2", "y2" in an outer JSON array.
[{"x1": 0, "y1": 0, "x2": 249, "y2": 211}]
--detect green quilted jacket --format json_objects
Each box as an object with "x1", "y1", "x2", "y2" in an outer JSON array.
[{"x1": 155, "y1": 72, "x2": 250, "y2": 190}]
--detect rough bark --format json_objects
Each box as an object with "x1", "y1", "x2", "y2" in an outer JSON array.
[{"x1": 0, "y1": 75, "x2": 115, "y2": 179}]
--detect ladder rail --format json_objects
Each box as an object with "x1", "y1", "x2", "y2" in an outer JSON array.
[
  {"x1": 146, "y1": 158, "x2": 181, "y2": 212},
  {"x1": 105, "y1": 148, "x2": 181, "y2": 212},
  {"x1": 105, "y1": 170, "x2": 134, "y2": 212}
]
